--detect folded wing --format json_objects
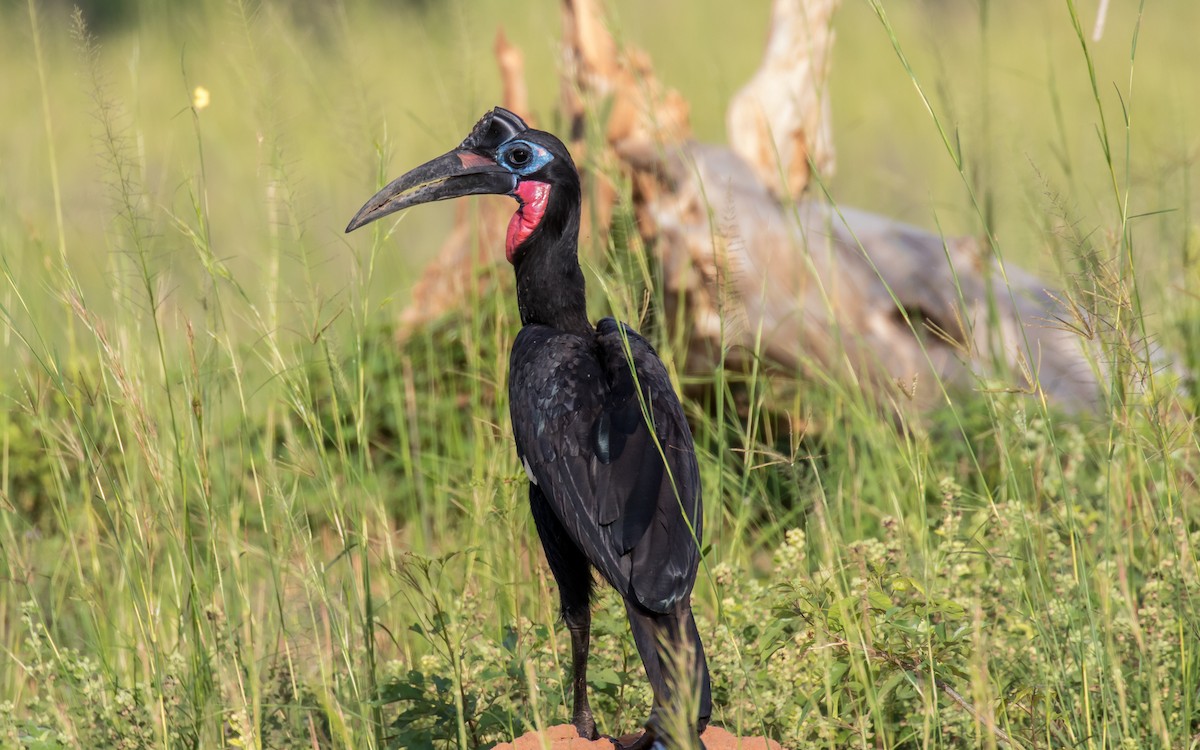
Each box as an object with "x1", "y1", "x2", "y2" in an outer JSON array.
[{"x1": 509, "y1": 318, "x2": 702, "y2": 613}]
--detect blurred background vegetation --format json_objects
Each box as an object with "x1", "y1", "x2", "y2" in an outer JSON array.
[
  {"x1": 5, "y1": 0, "x2": 1197, "y2": 339},
  {"x1": 1, "y1": 0, "x2": 1198, "y2": 747}
]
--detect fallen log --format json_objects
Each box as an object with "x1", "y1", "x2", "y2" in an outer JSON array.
[
  {"x1": 641, "y1": 140, "x2": 1101, "y2": 412},
  {"x1": 395, "y1": 0, "x2": 1111, "y2": 416},
  {"x1": 559, "y1": 0, "x2": 1105, "y2": 413}
]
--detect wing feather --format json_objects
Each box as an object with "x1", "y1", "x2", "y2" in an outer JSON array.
[{"x1": 508, "y1": 319, "x2": 702, "y2": 613}]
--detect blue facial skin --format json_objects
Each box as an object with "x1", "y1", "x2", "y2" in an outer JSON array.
[{"x1": 497, "y1": 140, "x2": 554, "y2": 176}]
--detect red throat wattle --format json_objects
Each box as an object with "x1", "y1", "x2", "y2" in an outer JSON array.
[{"x1": 506, "y1": 181, "x2": 551, "y2": 262}]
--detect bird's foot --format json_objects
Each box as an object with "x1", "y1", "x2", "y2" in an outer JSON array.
[
  {"x1": 613, "y1": 727, "x2": 707, "y2": 750},
  {"x1": 572, "y1": 707, "x2": 598, "y2": 741},
  {"x1": 614, "y1": 729, "x2": 657, "y2": 750}
]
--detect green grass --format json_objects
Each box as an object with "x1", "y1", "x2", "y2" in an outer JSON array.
[{"x1": 2, "y1": 0, "x2": 1199, "y2": 748}]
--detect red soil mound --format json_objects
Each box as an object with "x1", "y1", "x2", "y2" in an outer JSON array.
[{"x1": 491, "y1": 724, "x2": 783, "y2": 750}]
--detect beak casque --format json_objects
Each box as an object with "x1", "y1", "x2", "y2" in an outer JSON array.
[{"x1": 344, "y1": 149, "x2": 514, "y2": 233}]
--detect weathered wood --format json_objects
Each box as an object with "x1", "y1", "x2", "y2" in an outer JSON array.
[
  {"x1": 727, "y1": 0, "x2": 838, "y2": 199},
  {"x1": 644, "y1": 142, "x2": 1101, "y2": 411},
  {"x1": 394, "y1": 0, "x2": 1108, "y2": 414},
  {"x1": 558, "y1": 0, "x2": 1103, "y2": 413}
]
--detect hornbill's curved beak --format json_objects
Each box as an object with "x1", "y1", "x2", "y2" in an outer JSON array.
[{"x1": 345, "y1": 149, "x2": 514, "y2": 233}]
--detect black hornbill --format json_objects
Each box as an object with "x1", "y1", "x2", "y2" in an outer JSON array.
[{"x1": 346, "y1": 108, "x2": 711, "y2": 749}]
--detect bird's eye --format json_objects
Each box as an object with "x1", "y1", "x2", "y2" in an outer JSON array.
[{"x1": 499, "y1": 141, "x2": 553, "y2": 174}]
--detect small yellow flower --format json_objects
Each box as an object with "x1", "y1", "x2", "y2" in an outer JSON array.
[{"x1": 192, "y1": 86, "x2": 210, "y2": 111}]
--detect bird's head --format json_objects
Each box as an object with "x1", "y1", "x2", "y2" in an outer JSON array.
[{"x1": 345, "y1": 107, "x2": 578, "y2": 263}]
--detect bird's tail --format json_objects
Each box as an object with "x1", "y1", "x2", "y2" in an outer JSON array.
[{"x1": 625, "y1": 601, "x2": 712, "y2": 744}]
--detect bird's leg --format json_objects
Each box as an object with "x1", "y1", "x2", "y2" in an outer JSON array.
[
  {"x1": 685, "y1": 607, "x2": 712, "y2": 738},
  {"x1": 528, "y1": 485, "x2": 598, "y2": 740},
  {"x1": 564, "y1": 605, "x2": 597, "y2": 740},
  {"x1": 622, "y1": 603, "x2": 710, "y2": 750}
]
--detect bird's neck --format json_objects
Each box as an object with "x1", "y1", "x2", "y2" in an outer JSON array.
[{"x1": 511, "y1": 183, "x2": 592, "y2": 337}]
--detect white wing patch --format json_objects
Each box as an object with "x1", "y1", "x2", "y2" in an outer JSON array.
[{"x1": 523, "y1": 455, "x2": 539, "y2": 485}]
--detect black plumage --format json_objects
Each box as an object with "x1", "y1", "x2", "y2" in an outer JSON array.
[
  {"x1": 347, "y1": 107, "x2": 710, "y2": 749},
  {"x1": 510, "y1": 320, "x2": 701, "y2": 611}
]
